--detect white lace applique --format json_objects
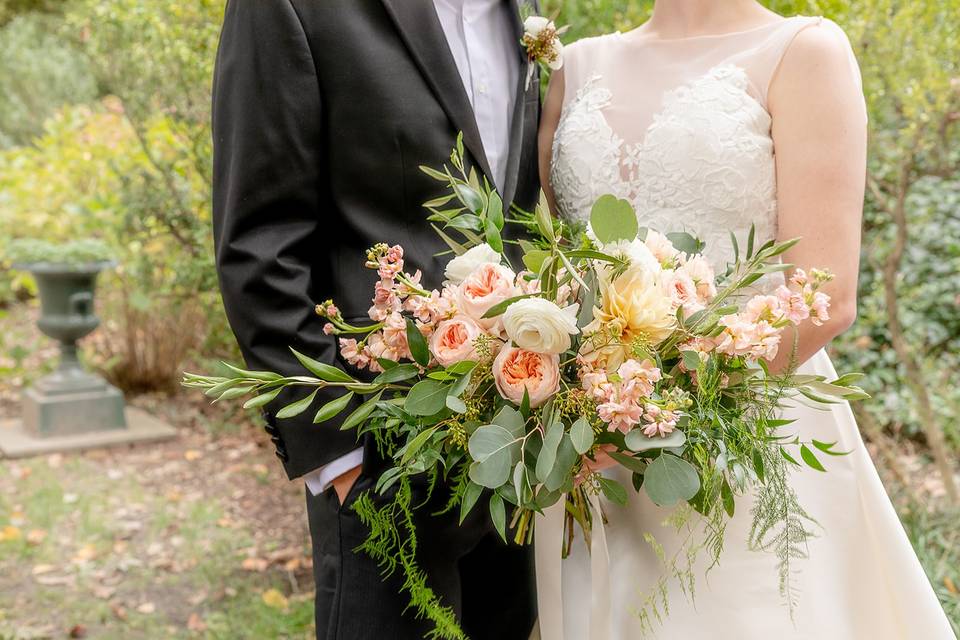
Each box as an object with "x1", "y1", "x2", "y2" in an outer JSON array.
[{"x1": 551, "y1": 64, "x2": 779, "y2": 272}]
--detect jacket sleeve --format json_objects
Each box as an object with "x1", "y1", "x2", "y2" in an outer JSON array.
[{"x1": 212, "y1": 0, "x2": 361, "y2": 479}]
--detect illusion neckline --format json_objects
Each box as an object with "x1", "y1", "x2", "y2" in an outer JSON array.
[{"x1": 617, "y1": 15, "x2": 806, "y2": 44}]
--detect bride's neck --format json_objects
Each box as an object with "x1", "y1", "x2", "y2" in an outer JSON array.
[{"x1": 645, "y1": 0, "x2": 778, "y2": 38}]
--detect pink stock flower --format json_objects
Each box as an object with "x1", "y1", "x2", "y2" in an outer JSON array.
[
  {"x1": 661, "y1": 268, "x2": 704, "y2": 315},
  {"x1": 744, "y1": 294, "x2": 783, "y2": 324},
  {"x1": 775, "y1": 285, "x2": 810, "y2": 325},
  {"x1": 810, "y1": 291, "x2": 831, "y2": 326},
  {"x1": 597, "y1": 395, "x2": 644, "y2": 433},
  {"x1": 680, "y1": 254, "x2": 717, "y2": 301},
  {"x1": 641, "y1": 404, "x2": 678, "y2": 438},
  {"x1": 715, "y1": 314, "x2": 782, "y2": 361},
  {"x1": 617, "y1": 358, "x2": 662, "y2": 399},
  {"x1": 580, "y1": 367, "x2": 613, "y2": 401},
  {"x1": 644, "y1": 230, "x2": 680, "y2": 266},
  {"x1": 323, "y1": 323, "x2": 335, "y2": 335},
  {"x1": 492, "y1": 346, "x2": 560, "y2": 408},
  {"x1": 339, "y1": 338, "x2": 370, "y2": 369},
  {"x1": 376, "y1": 245, "x2": 405, "y2": 280},
  {"x1": 430, "y1": 316, "x2": 484, "y2": 367},
  {"x1": 381, "y1": 312, "x2": 411, "y2": 359}
]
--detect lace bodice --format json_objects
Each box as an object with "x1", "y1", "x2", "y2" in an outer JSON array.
[{"x1": 550, "y1": 16, "x2": 863, "y2": 272}]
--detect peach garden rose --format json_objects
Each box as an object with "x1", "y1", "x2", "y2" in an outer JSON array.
[
  {"x1": 492, "y1": 346, "x2": 560, "y2": 408},
  {"x1": 430, "y1": 316, "x2": 484, "y2": 367},
  {"x1": 457, "y1": 262, "x2": 518, "y2": 331}
]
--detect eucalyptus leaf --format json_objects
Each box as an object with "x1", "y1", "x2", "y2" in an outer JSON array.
[
  {"x1": 405, "y1": 379, "x2": 449, "y2": 416},
  {"x1": 372, "y1": 363, "x2": 420, "y2": 384},
  {"x1": 544, "y1": 434, "x2": 578, "y2": 492},
  {"x1": 570, "y1": 417, "x2": 595, "y2": 454},
  {"x1": 536, "y1": 419, "x2": 564, "y2": 482},
  {"x1": 590, "y1": 194, "x2": 638, "y2": 245},
  {"x1": 598, "y1": 477, "x2": 628, "y2": 506},
  {"x1": 625, "y1": 429, "x2": 687, "y2": 452},
  {"x1": 459, "y1": 482, "x2": 483, "y2": 524},
  {"x1": 643, "y1": 454, "x2": 701, "y2": 507},
  {"x1": 489, "y1": 493, "x2": 507, "y2": 542}
]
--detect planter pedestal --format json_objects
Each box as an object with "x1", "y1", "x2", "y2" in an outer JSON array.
[{"x1": 0, "y1": 260, "x2": 176, "y2": 458}]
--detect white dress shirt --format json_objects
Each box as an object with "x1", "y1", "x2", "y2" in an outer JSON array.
[{"x1": 304, "y1": 0, "x2": 520, "y2": 496}]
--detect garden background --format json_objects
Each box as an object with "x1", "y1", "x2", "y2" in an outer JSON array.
[{"x1": 0, "y1": 0, "x2": 957, "y2": 637}]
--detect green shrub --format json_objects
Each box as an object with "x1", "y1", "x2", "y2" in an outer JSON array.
[{"x1": 0, "y1": 13, "x2": 98, "y2": 147}]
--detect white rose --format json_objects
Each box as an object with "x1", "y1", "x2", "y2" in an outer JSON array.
[
  {"x1": 588, "y1": 231, "x2": 662, "y2": 283},
  {"x1": 523, "y1": 15, "x2": 551, "y2": 38},
  {"x1": 444, "y1": 243, "x2": 502, "y2": 285},
  {"x1": 547, "y1": 40, "x2": 565, "y2": 70},
  {"x1": 503, "y1": 297, "x2": 579, "y2": 355}
]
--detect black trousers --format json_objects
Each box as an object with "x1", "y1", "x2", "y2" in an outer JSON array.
[{"x1": 306, "y1": 473, "x2": 538, "y2": 639}]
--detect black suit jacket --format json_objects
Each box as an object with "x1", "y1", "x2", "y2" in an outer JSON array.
[{"x1": 212, "y1": 0, "x2": 541, "y2": 479}]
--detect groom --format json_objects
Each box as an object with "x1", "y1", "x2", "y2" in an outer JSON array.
[{"x1": 211, "y1": 0, "x2": 540, "y2": 637}]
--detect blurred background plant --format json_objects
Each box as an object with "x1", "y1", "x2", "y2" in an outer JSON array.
[{"x1": 0, "y1": 0, "x2": 957, "y2": 636}]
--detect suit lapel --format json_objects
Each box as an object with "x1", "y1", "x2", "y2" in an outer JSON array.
[
  {"x1": 501, "y1": 0, "x2": 533, "y2": 206},
  {"x1": 380, "y1": 0, "x2": 495, "y2": 186}
]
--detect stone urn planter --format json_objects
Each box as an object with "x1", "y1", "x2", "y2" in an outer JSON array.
[{"x1": 11, "y1": 257, "x2": 126, "y2": 437}]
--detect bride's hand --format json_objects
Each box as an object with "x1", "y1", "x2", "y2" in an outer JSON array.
[{"x1": 576, "y1": 444, "x2": 618, "y2": 485}]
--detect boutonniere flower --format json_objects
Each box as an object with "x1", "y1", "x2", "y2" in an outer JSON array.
[{"x1": 521, "y1": 15, "x2": 569, "y2": 88}]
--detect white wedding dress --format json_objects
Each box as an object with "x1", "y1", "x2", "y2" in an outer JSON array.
[{"x1": 535, "y1": 16, "x2": 956, "y2": 640}]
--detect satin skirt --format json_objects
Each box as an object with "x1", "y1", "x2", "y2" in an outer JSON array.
[{"x1": 533, "y1": 350, "x2": 956, "y2": 640}]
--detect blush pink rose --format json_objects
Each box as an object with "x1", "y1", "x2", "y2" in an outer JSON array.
[
  {"x1": 456, "y1": 263, "x2": 517, "y2": 331},
  {"x1": 430, "y1": 316, "x2": 484, "y2": 367},
  {"x1": 492, "y1": 346, "x2": 560, "y2": 408}
]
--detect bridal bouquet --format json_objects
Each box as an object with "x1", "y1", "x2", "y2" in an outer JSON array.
[{"x1": 184, "y1": 141, "x2": 866, "y2": 638}]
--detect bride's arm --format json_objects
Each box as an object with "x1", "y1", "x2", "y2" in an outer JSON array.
[
  {"x1": 538, "y1": 68, "x2": 565, "y2": 216},
  {"x1": 767, "y1": 23, "x2": 868, "y2": 372}
]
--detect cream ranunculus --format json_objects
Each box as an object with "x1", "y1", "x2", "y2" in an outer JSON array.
[
  {"x1": 456, "y1": 262, "x2": 518, "y2": 331},
  {"x1": 582, "y1": 265, "x2": 677, "y2": 370},
  {"x1": 444, "y1": 243, "x2": 502, "y2": 285},
  {"x1": 503, "y1": 298, "x2": 579, "y2": 355}
]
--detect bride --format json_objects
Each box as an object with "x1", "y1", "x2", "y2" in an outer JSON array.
[{"x1": 535, "y1": 1, "x2": 956, "y2": 638}]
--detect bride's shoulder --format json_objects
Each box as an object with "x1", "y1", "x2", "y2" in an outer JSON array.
[
  {"x1": 781, "y1": 17, "x2": 858, "y2": 69},
  {"x1": 564, "y1": 30, "x2": 622, "y2": 60}
]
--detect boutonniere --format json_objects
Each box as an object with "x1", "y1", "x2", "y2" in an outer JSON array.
[{"x1": 521, "y1": 14, "x2": 569, "y2": 88}]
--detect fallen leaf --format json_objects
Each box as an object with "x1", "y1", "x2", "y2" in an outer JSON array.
[
  {"x1": 136, "y1": 601, "x2": 156, "y2": 614},
  {"x1": 111, "y1": 604, "x2": 128, "y2": 621},
  {"x1": 47, "y1": 453, "x2": 63, "y2": 469},
  {"x1": 945, "y1": 576, "x2": 958, "y2": 595},
  {"x1": 68, "y1": 623, "x2": 87, "y2": 638},
  {"x1": 9, "y1": 509, "x2": 26, "y2": 526},
  {"x1": 72, "y1": 544, "x2": 97, "y2": 563},
  {"x1": 26, "y1": 529, "x2": 47, "y2": 546},
  {"x1": 261, "y1": 589, "x2": 288, "y2": 610},
  {"x1": 187, "y1": 613, "x2": 206, "y2": 632},
  {"x1": 93, "y1": 585, "x2": 116, "y2": 600},
  {"x1": 241, "y1": 557, "x2": 269, "y2": 572},
  {"x1": 63, "y1": 493, "x2": 79, "y2": 504},
  {"x1": 32, "y1": 564, "x2": 56, "y2": 575},
  {"x1": 0, "y1": 525, "x2": 22, "y2": 542},
  {"x1": 184, "y1": 450, "x2": 203, "y2": 461}
]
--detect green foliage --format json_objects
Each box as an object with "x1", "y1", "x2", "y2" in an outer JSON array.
[
  {"x1": 0, "y1": 13, "x2": 97, "y2": 147},
  {"x1": 6, "y1": 238, "x2": 113, "y2": 266}
]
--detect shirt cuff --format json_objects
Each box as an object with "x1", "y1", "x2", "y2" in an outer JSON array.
[{"x1": 303, "y1": 448, "x2": 364, "y2": 496}]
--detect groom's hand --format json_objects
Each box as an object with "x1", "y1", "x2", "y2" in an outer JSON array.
[{"x1": 332, "y1": 465, "x2": 363, "y2": 505}]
